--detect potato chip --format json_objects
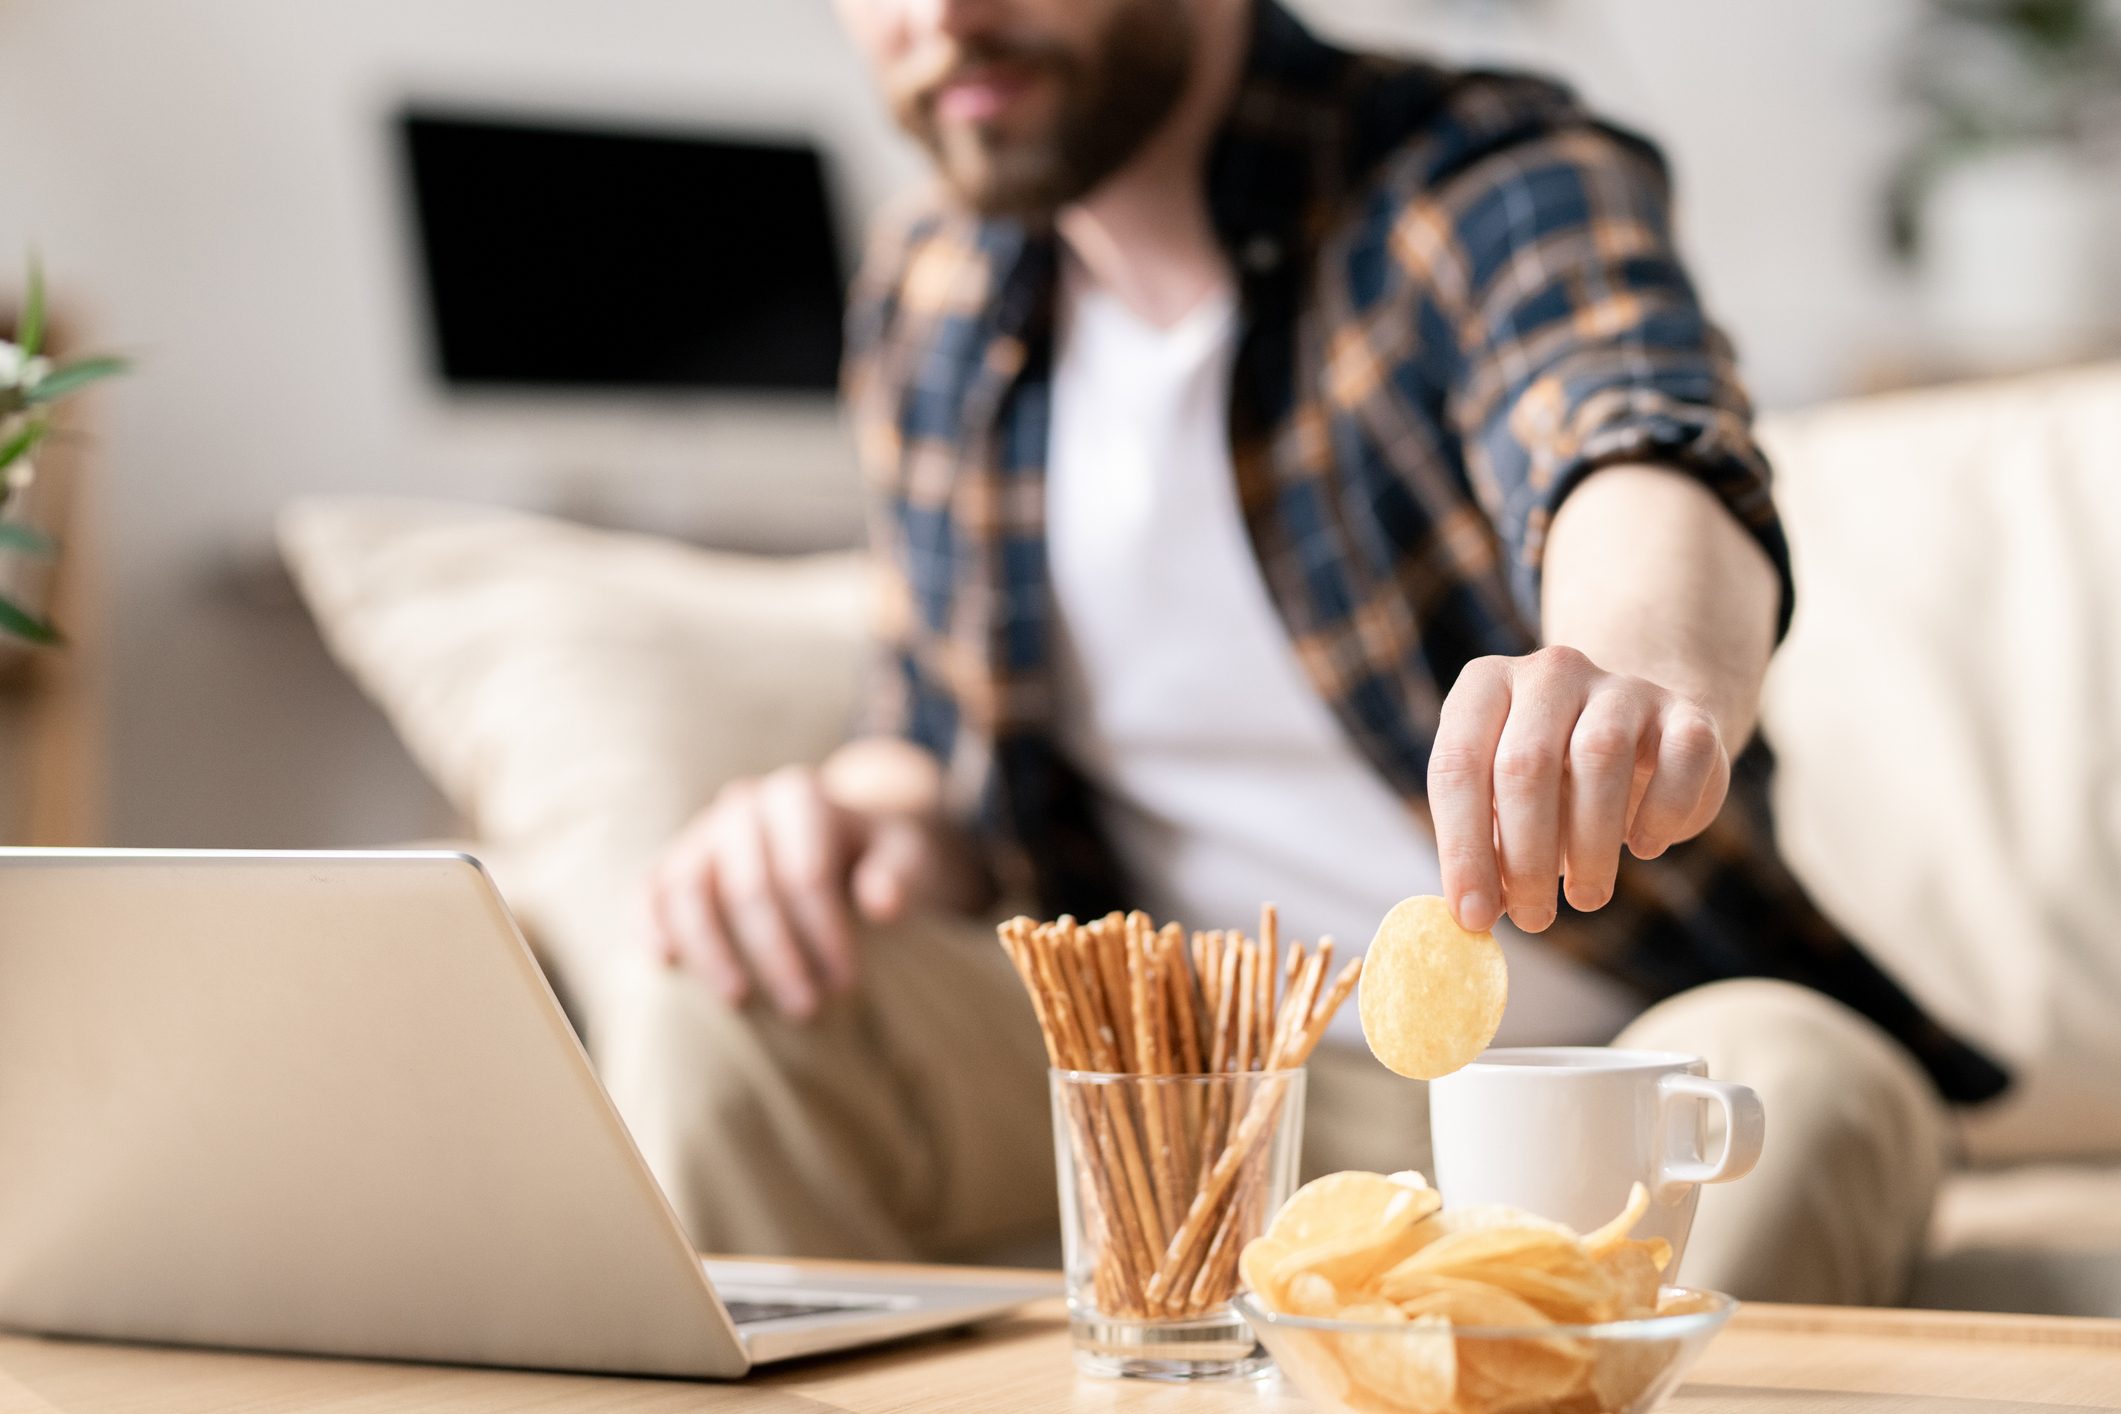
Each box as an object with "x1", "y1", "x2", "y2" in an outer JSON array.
[
  {"x1": 1431, "y1": 1204, "x2": 1579, "y2": 1240},
  {"x1": 1654, "y1": 1288, "x2": 1719, "y2": 1318},
  {"x1": 1336, "y1": 1306, "x2": 1455, "y2": 1412},
  {"x1": 1459, "y1": 1331, "x2": 1594, "y2": 1408},
  {"x1": 1377, "y1": 1270, "x2": 1522, "y2": 1312},
  {"x1": 1269, "y1": 1171, "x2": 1442, "y2": 1248},
  {"x1": 1273, "y1": 1324, "x2": 1357, "y2": 1402},
  {"x1": 1239, "y1": 1234, "x2": 1294, "y2": 1306},
  {"x1": 1581, "y1": 1182, "x2": 1650, "y2": 1258},
  {"x1": 1587, "y1": 1336, "x2": 1676, "y2": 1410},
  {"x1": 1359, "y1": 897, "x2": 1508, "y2": 1080},
  {"x1": 1367, "y1": 1274, "x2": 1583, "y2": 1410},
  {"x1": 1438, "y1": 1262, "x2": 1615, "y2": 1324},
  {"x1": 1395, "y1": 1280, "x2": 1548, "y2": 1329},
  {"x1": 1272, "y1": 1224, "x2": 1433, "y2": 1297},
  {"x1": 1270, "y1": 1185, "x2": 1442, "y2": 1293},
  {"x1": 1285, "y1": 1270, "x2": 1343, "y2": 1318},
  {"x1": 1593, "y1": 1240, "x2": 1666, "y2": 1320},
  {"x1": 1382, "y1": 1224, "x2": 1586, "y2": 1280}
]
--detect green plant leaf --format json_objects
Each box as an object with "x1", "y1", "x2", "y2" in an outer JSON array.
[
  {"x1": 0, "y1": 522, "x2": 54, "y2": 556},
  {"x1": 24, "y1": 355, "x2": 127, "y2": 404},
  {"x1": 0, "y1": 416, "x2": 45, "y2": 472},
  {"x1": 0, "y1": 590, "x2": 59, "y2": 645},
  {"x1": 18, "y1": 253, "x2": 44, "y2": 360}
]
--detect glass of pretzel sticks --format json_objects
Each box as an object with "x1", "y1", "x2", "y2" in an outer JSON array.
[{"x1": 998, "y1": 907, "x2": 1363, "y2": 1380}]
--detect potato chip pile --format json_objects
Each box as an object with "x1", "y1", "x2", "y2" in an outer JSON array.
[{"x1": 1242, "y1": 1171, "x2": 1711, "y2": 1414}]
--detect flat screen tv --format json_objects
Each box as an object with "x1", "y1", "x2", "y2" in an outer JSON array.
[{"x1": 398, "y1": 109, "x2": 847, "y2": 393}]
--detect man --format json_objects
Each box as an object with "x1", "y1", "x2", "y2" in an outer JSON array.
[{"x1": 614, "y1": 0, "x2": 2006, "y2": 1303}]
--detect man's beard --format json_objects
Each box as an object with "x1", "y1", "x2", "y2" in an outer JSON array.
[{"x1": 887, "y1": 0, "x2": 1196, "y2": 218}]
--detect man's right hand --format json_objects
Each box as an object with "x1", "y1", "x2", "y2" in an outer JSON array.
[{"x1": 643, "y1": 756, "x2": 984, "y2": 1019}]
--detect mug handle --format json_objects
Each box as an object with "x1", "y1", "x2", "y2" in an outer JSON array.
[{"x1": 1657, "y1": 1074, "x2": 1765, "y2": 1193}]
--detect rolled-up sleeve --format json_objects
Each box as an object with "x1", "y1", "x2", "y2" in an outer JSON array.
[{"x1": 1414, "y1": 118, "x2": 1795, "y2": 638}]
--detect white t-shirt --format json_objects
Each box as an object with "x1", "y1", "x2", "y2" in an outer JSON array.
[{"x1": 1044, "y1": 261, "x2": 1640, "y2": 1047}]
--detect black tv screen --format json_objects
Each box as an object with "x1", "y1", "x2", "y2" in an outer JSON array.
[{"x1": 399, "y1": 110, "x2": 846, "y2": 393}]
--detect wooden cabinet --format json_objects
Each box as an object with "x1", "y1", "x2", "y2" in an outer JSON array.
[{"x1": 0, "y1": 356, "x2": 106, "y2": 845}]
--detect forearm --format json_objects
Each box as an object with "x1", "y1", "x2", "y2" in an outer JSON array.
[{"x1": 1540, "y1": 464, "x2": 1780, "y2": 749}]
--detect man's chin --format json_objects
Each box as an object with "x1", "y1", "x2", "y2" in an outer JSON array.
[{"x1": 933, "y1": 145, "x2": 1084, "y2": 220}]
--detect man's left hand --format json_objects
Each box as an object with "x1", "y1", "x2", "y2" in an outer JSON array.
[{"x1": 1428, "y1": 645, "x2": 1731, "y2": 934}]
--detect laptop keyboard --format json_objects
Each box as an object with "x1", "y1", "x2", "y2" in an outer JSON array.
[{"x1": 722, "y1": 1296, "x2": 891, "y2": 1326}]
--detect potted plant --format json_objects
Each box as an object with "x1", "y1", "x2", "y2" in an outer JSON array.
[
  {"x1": 1891, "y1": 0, "x2": 2121, "y2": 366},
  {"x1": 0, "y1": 257, "x2": 127, "y2": 646}
]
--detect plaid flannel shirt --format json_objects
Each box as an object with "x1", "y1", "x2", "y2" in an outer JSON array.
[{"x1": 842, "y1": 1, "x2": 2006, "y2": 1103}]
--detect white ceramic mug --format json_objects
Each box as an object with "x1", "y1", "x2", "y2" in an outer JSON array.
[{"x1": 1426, "y1": 1047, "x2": 1764, "y2": 1278}]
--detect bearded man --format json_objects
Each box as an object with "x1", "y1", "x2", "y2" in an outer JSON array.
[{"x1": 613, "y1": 0, "x2": 2006, "y2": 1304}]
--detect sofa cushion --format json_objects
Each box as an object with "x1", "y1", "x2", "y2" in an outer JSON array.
[
  {"x1": 1757, "y1": 363, "x2": 2121, "y2": 1162},
  {"x1": 1916, "y1": 1165, "x2": 2121, "y2": 1316},
  {"x1": 278, "y1": 497, "x2": 872, "y2": 1024}
]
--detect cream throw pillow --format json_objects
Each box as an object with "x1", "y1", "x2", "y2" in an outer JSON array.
[
  {"x1": 278, "y1": 497, "x2": 871, "y2": 1023},
  {"x1": 1758, "y1": 363, "x2": 2121, "y2": 1161}
]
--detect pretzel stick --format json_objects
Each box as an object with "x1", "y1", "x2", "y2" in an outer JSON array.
[
  {"x1": 1146, "y1": 958, "x2": 1364, "y2": 1308},
  {"x1": 1253, "y1": 934, "x2": 1272, "y2": 1076},
  {"x1": 1158, "y1": 926, "x2": 1203, "y2": 1211},
  {"x1": 1127, "y1": 919, "x2": 1185, "y2": 1250},
  {"x1": 1210, "y1": 937, "x2": 1239, "y2": 1072},
  {"x1": 1034, "y1": 928, "x2": 1167, "y2": 1278},
  {"x1": 1273, "y1": 945, "x2": 1324, "y2": 1064},
  {"x1": 1070, "y1": 934, "x2": 1163, "y2": 1315},
  {"x1": 1010, "y1": 921, "x2": 1155, "y2": 1314},
  {"x1": 1233, "y1": 940, "x2": 1256, "y2": 1077},
  {"x1": 1270, "y1": 942, "x2": 1308, "y2": 1060},
  {"x1": 999, "y1": 909, "x2": 1363, "y2": 1321},
  {"x1": 1306, "y1": 945, "x2": 1340, "y2": 1021},
  {"x1": 1005, "y1": 917, "x2": 1146, "y2": 1310},
  {"x1": 1255, "y1": 907, "x2": 1272, "y2": 1038},
  {"x1": 1196, "y1": 934, "x2": 1240, "y2": 1188},
  {"x1": 1191, "y1": 932, "x2": 1216, "y2": 1022},
  {"x1": 1094, "y1": 918, "x2": 1139, "y2": 1072},
  {"x1": 1073, "y1": 922, "x2": 1125, "y2": 1067},
  {"x1": 1187, "y1": 1138, "x2": 1275, "y2": 1312}
]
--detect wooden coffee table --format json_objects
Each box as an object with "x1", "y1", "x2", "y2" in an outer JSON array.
[{"x1": 2, "y1": 1271, "x2": 2117, "y2": 1412}]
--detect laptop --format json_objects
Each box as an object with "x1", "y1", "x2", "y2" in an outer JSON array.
[{"x1": 0, "y1": 848, "x2": 1056, "y2": 1377}]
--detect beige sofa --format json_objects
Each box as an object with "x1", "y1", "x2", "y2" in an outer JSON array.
[{"x1": 280, "y1": 362, "x2": 2121, "y2": 1317}]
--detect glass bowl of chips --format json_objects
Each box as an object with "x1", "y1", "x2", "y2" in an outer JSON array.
[
  {"x1": 1236, "y1": 1170, "x2": 1737, "y2": 1412},
  {"x1": 1237, "y1": 1285, "x2": 1733, "y2": 1414}
]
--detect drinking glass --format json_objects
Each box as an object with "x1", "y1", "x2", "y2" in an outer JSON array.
[{"x1": 1049, "y1": 1067, "x2": 1305, "y2": 1380}]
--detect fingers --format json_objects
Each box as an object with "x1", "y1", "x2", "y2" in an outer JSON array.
[
  {"x1": 757, "y1": 768, "x2": 858, "y2": 995},
  {"x1": 1628, "y1": 701, "x2": 1728, "y2": 859},
  {"x1": 646, "y1": 834, "x2": 749, "y2": 1006},
  {"x1": 643, "y1": 767, "x2": 869, "y2": 1020},
  {"x1": 1429, "y1": 648, "x2": 1734, "y2": 930},
  {"x1": 854, "y1": 815, "x2": 947, "y2": 923},
  {"x1": 1489, "y1": 647, "x2": 1594, "y2": 932},
  {"x1": 1430, "y1": 657, "x2": 1511, "y2": 932},
  {"x1": 712, "y1": 784, "x2": 822, "y2": 1018},
  {"x1": 1562, "y1": 687, "x2": 1656, "y2": 912}
]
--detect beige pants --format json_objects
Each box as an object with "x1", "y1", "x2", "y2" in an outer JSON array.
[{"x1": 593, "y1": 918, "x2": 1946, "y2": 1303}]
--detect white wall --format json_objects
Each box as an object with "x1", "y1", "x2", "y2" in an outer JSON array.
[{"x1": 0, "y1": 0, "x2": 1930, "y2": 848}]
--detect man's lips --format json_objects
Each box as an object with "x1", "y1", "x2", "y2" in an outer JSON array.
[{"x1": 932, "y1": 63, "x2": 1041, "y2": 124}]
